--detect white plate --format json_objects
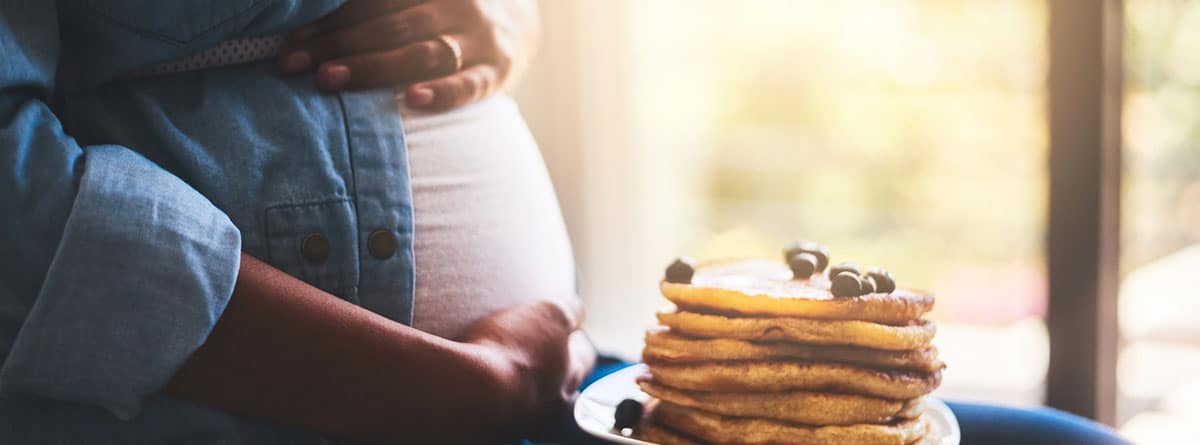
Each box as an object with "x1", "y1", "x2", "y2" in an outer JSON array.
[{"x1": 575, "y1": 364, "x2": 960, "y2": 445}]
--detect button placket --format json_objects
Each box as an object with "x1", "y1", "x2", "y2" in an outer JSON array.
[{"x1": 339, "y1": 91, "x2": 415, "y2": 324}]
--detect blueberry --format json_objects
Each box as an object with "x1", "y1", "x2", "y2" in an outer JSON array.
[
  {"x1": 867, "y1": 268, "x2": 896, "y2": 293},
  {"x1": 664, "y1": 257, "x2": 696, "y2": 284},
  {"x1": 783, "y1": 241, "x2": 830, "y2": 272},
  {"x1": 831, "y1": 271, "x2": 863, "y2": 298},
  {"x1": 614, "y1": 399, "x2": 644, "y2": 430},
  {"x1": 828, "y1": 262, "x2": 862, "y2": 279},
  {"x1": 861, "y1": 274, "x2": 877, "y2": 294},
  {"x1": 788, "y1": 252, "x2": 818, "y2": 279}
]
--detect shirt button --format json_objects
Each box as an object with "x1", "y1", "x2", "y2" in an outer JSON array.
[
  {"x1": 300, "y1": 232, "x2": 330, "y2": 263},
  {"x1": 367, "y1": 229, "x2": 397, "y2": 259}
]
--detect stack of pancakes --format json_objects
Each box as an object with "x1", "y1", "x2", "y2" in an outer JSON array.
[{"x1": 635, "y1": 258, "x2": 945, "y2": 445}]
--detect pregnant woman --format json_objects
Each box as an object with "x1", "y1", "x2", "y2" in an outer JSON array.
[{"x1": 0, "y1": 0, "x2": 593, "y2": 443}]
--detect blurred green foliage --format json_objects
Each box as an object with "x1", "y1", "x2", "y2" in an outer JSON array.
[{"x1": 1124, "y1": 0, "x2": 1200, "y2": 272}]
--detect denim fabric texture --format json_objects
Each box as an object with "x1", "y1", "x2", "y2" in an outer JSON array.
[{"x1": 0, "y1": 1, "x2": 421, "y2": 443}]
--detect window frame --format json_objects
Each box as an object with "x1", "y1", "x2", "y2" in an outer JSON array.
[{"x1": 1045, "y1": 0, "x2": 1122, "y2": 424}]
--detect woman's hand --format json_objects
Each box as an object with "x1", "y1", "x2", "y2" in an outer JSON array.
[
  {"x1": 460, "y1": 299, "x2": 596, "y2": 437},
  {"x1": 165, "y1": 255, "x2": 583, "y2": 442},
  {"x1": 280, "y1": 0, "x2": 540, "y2": 111}
]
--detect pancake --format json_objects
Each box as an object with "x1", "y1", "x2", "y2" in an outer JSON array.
[
  {"x1": 647, "y1": 360, "x2": 942, "y2": 400},
  {"x1": 657, "y1": 311, "x2": 935, "y2": 351},
  {"x1": 660, "y1": 258, "x2": 933, "y2": 325},
  {"x1": 635, "y1": 420, "x2": 939, "y2": 445},
  {"x1": 639, "y1": 377, "x2": 925, "y2": 425},
  {"x1": 643, "y1": 328, "x2": 945, "y2": 372},
  {"x1": 633, "y1": 421, "x2": 706, "y2": 445},
  {"x1": 635, "y1": 421, "x2": 939, "y2": 445},
  {"x1": 650, "y1": 401, "x2": 930, "y2": 445}
]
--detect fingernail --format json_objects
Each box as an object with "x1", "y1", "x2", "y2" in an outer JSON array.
[
  {"x1": 408, "y1": 87, "x2": 434, "y2": 106},
  {"x1": 281, "y1": 51, "x2": 311, "y2": 72},
  {"x1": 321, "y1": 65, "x2": 351, "y2": 90}
]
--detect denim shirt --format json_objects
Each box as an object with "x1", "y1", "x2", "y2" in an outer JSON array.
[{"x1": 0, "y1": 1, "x2": 419, "y2": 443}]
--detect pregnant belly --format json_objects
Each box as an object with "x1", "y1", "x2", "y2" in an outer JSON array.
[{"x1": 403, "y1": 95, "x2": 575, "y2": 339}]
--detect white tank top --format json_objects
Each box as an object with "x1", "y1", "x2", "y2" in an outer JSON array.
[{"x1": 401, "y1": 95, "x2": 576, "y2": 339}]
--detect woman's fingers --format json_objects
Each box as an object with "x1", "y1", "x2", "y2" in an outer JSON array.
[
  {"x1": 282, "y1": 4, "x2": 441, "y2": 73},
  {"x1": 281, "y1": 0, "x2": 523, "y2": 107},
  {"x1": 557, "y1": 331, "x2": 591, "y2": 401},
  {"x1": 313, "y1": 35, "x2": 466, "y2": 91},
  {"x1": 404, "y1": 64, "x2": 500, "y2": 110}
]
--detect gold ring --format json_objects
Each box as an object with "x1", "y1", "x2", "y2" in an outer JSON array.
[{"x1": 436, "y1": 34, "x2": 463, "y2": 72}]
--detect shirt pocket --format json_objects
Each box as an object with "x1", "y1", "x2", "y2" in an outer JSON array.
[
  {"x1": 264, "y1": 199, "x2": 361, "y2": 299},
  {"x1": 85, "y1": 0, "x2": 265, "y2": 44}
]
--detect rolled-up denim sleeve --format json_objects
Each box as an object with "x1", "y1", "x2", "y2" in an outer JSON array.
[{"x1": 0, "y1": 2, "x2": 240, "y2": 419}]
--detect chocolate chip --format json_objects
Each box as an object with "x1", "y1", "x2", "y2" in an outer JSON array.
[
  {"x1": 614, "y1": 399, "x2": 644, "y2": 430},
  {"x1": 861, "y1": 274, "x2": 877, "y2": 294},
  {"x1": 867, "y1": 268, "x2": 896, "y2": 293},
  {"x1": 828, "y1": 262, "x2": 861, "y2": 279},
  {"x1": 783, "y1": 241, "x2": 830, "y2": 272},
  {"x1": 830, "y1": 271, "x2": 863, "y2": 298},
  {"x1": 788, "y1": 252, "x2": 818, "y2": 279},
  {"x1": 664, "y1": 257, "x2": 696, "y2": 284}
]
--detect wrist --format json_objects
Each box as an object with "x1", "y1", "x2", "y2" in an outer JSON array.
[{"x1": 460, "y1": 341, "x2": 540, "y2": 435}]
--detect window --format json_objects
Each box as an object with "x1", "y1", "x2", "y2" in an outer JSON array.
[{"x1": 1117, "y1": 1, "x2": 1200, "y2": 441}]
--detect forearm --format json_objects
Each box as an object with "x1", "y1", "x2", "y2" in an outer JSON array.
[{"x1": 164, "y1": 254, "x2": 525, "y2": 443}]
